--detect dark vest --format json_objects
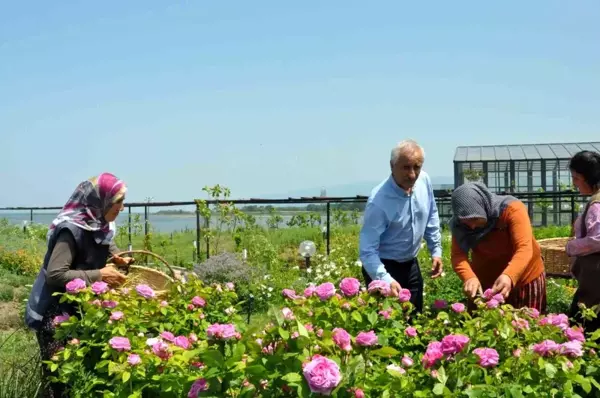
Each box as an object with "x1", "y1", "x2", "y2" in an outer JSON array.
[{"x1": 25, "y1": 223, "x2": 110, "y2": 330}]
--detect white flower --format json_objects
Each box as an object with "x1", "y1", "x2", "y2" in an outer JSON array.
[
  {"x1": 306, "y1": 268, "x2": 312, "y2": 274},
  {"x1": 146, "y1": 338, "x2": 160, "y2": 346},
  {"x1": 225, "y1": 307, "x2": 236, "y2": 315}
]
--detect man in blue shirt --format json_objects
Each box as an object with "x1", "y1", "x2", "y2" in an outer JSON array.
[{"x1": 359, "y1": 139, "x2": 443, "y2": 312}]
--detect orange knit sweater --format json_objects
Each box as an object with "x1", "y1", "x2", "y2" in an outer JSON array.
[{"x1": 451, "y1": 200, "x2": 544, "y2": 289}]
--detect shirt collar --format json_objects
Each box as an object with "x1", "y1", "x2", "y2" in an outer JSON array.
[{"x1": 387, "y1": 175, "x2": 412, "y2": 198}]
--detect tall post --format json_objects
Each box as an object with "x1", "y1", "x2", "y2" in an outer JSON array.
[
  {"x1": 205, "y1": 203, "x2": 210, "y2": 259},
  {"x1": 326, "y1": 202, "x2": 331, "y2": 255},
  {"x1": 571, "y1": 193, "x2": 577, "y2": 225},
  {"x1": 144, "y1": 206, "x2": 149, "y2": 236},
  {"x1": 128, "y1": 206, "x2": 132, "y2": 251},
  {"x1": 195, "y1": 204, "x2": 201, "y2": 262},
  {"x1": 30, "y1": 209, "x2": 33, "y2": 223}
]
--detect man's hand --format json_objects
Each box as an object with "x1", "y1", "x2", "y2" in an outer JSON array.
[
  {"x1": 492, "y1": 274, "x2": 512, "y2": 298},
  {"x1": 431, "y1": 256, "x2": 443, "y2": 279},
  {"x1": 464, "y1": 277, "x2": 482, "y2": 299},
  {"x1": 390, "y1": 281, "x2": 402, "y2": 297}
]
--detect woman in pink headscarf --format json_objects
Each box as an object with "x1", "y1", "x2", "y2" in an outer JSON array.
[{"x1": 26, "y1": 173, "x2": 133, "y2": 398}]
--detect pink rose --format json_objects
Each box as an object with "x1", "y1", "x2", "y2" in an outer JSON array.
[
  {"x1": 110, "y1": 311, "x2": 124, "y2": 321},
  {"x1": 189, "y1": 333, "x2": 198, "y2": 343},
  {"x1": 188, "y1": 378, "x2": 209, "y2": 397},
  {"x1": 281, "y1": 307, "x2": 295, "y2": 321},
  {"x1": 91, "y1": 281, "x2": 109, "y2": 295},
  {"x1": 422, "y1": 341, "x2": 444, "y2": 368},
  {"x1": 101, "y1": 300, "x2": 118, "y2": 309},
  {"x1": 398, "y1": 288, "x2": 411, "y2": 303},
  {"x1": 492, "y1": 293, "x2": 505, "y2": 304},
  {"x1": 513, "y1": 348, "x2": 522, "y2": 357},
  {"x1": 560, "y1": 341, "x2": 583, "y2": 358},
  {"x1": 565, "y1": 327, "x2": 585, "y2": 342},
  {"x1": 434, "y1": 300, "x2": 448, "y2": 309},
  {"x1": 191, "y1": 296, "x2": 206, "y2": 308},
  {"x1": 512, "y1": 317, "x2": 530, "y2": 331},
  {"x1": 402, "y1": 355, "x2": 414, "y2": 367},
  {"x1": 174, "y1": 336, "x2": 191, "y2": 350},
  {"x1": 206, "y1": 323, "x2": 238, "y2": 340},
  {"x1": 282, "y1": 289, "x2": 299, "y2": 299},
  {"x1": 379, "y1": 310, "x2": 391, "y2": 320},
  {"x1": 332, "y1": 328, "x2": 352, "y2": 352},
  {"x1": 53, "y1": 313, "x2": 70, "y2": 326},
  {"x1": 367, "y1": 280, "x2": 391, "y2": 297},
  {"x1": 225, "y1": 282, "x2": 235, "y2": 291},
  {"x1": 483, "y1": 289, "x2": 494, "y2": 300},
  {"x1": 302, "y1": 355, "x2": 342, "y2": 395},
  {"x1": 68, "y1": 338, "x2": 80, "y2": 346},
  {"x1": 160, "y1": 300, "x2": 169, "y2": 307},
  {"x1": 441, "y1": 334, "x2": 470, "y2": 355},
  {"x1": 539, "y1": 314, "x2": 569, "y2": 331},
  {"x1": 525, "y1": 308, "x2": 540, "y2": 318},
  {"x1": 305, "y1": 323, "x2": 314, "y2": 333},
  {"x1": 316, "y1": 282, "x2": 336, "y2": 301},
  {"x1": 342, "y1": 302, "x2": 352, "y2": 311},
  {"x1": 339, "y1": 278, "x2": 361, "y2": 297},
  {"x1": 405, "y1": 326, "x2": 417, "y2": 338},
  {"x1": 109, "y1": 336, "x2": 131, "y2": 351},
  {"x1": 355, "y1": 331, "x2": 378, "y2": 347},
  {"x1": 127, "y1": 353, "x2": 141, "y2": 366},
  {"x1": 135, "y1": 284, "x2": 156, "y2": 299},
  {"x1": 304, "y1": 285, "x2": 317, "y2": 297},
  {"x1": 152, "y1": 341, "x2": 171, "y2": 360},
  {"x1": 66, "y1": 278, "x2": 86, "y2": 293},
  {"x1": 473, "y1": 347, "x2": 499, "y2": 368},
  {"x1": 354, "y1": 388, "x2": 365, "y2": 398},
  {"x1": 486, "y1": 299, "x2": 500, "y2": 309},
  {"x1": 90, "y1": 299, "x2": 101, "y2": 306},
  {"x1": 532, "y1": 340, "x2": 561, "y2": 357},
  {"x1": 160, "y1": 331, "x2": 175, "y2": 342},
  {"x1": 451, "y1": 303, "x2": 466, "y2": 313}
]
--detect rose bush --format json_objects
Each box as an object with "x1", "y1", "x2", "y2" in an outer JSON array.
[{"x1": 45, "y1": 275, "x2": 600, "y2": 397}]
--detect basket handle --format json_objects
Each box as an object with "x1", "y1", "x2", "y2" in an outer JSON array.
[{"x1": 110, "y1": 250, "x2": 176, "y2": 278}]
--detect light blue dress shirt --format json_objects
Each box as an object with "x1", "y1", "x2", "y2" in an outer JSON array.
[{"x1": 359, "y1": 171, "x2": 442, "y2": 284}]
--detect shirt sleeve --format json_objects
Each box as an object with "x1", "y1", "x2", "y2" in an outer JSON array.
[
  {"x1": 46, "y1": 230, "x2": 102, "y2": 288},
  {"x1": 359, "y1": 201, "x2": 394, "y2": 284},
  {"x1": 423, "y1": 175, "x2": 443, "y2": 258},
  {"x1": 502, "y1": 201, "x2": 534, "y2": 286},
  {"x1": 566, "y1": 203, "x2": 600, "y2": 257},
  {"x1": 451, "y1": 235, "x2": 477, "y2": 282},
  {"x1": 109, "y1": 239, "x2": 121, "y2": 257}
]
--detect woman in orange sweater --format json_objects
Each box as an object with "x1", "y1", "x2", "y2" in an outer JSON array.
[{"x1": 450, "y1": 182, "x2": 546, "y2": 312}]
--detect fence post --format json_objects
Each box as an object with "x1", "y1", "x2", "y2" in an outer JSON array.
[
  {"x1": 128, "y1": 206, "x2": 132, "y2": 251},
  {"x1": 195, "y1": 204, "x2": 201, "y2": 262},
  {"x1": 205, "y1": 203, "x2": 210, "y2": 259},
  {"x1": 30, "y1": 209, "x2": 33, "y2": 223},
  {"x1": 144, "y1": 206, "x2": 149, "y2": 236},
  {"x1": 326, "y1": 202, "x2": 331, "y2": 255}
]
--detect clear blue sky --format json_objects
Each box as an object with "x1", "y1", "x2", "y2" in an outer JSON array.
[{"x1": 1, "y1": 1, "x2": 599, "y2": 206}]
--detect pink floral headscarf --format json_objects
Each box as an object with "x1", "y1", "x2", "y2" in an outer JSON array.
[{"x1": 47, "y1": 173, "x2": 127, "y2": 244}]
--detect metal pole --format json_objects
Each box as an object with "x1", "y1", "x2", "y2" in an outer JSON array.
[
  {"x1": 195, "y1": 204, "x2": 201, "y2": 262},
  {"x1": 128, "y1": 206, "x2": 132, "y2": 251},
  {"x1": 144, "y1": 206, "x2": 149, "y2": 236},
  {"x1": 571, "y1": 193, "x2": 576, "y2": 225},
  {"x1": 205, "y1": 204, "x2": 210, "y2": 259},
  {"x1": 326, "y1": 202, "x2": 331, "y2": 255},
  {"x1": 30, "y1": 209, "x2": 33, "y2": 223}
]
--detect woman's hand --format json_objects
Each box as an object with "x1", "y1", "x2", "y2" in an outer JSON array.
[
  {"x1": 100, "y1": 265, "x2": 127, "y2": 286},
  {"x1": 464, "y1": 277, "x2": 483, "y2": 299},
  {"x1": 112, "y1": 256, "x2": 135, "y2": 266},
  {"x1": 492, "y1": 274, "x2": 512, "y2": 298}
]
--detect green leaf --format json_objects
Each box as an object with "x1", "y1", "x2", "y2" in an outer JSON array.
[
  {"x1": 279, "y1": 327, "x2": 290, "y2": 340},
  {"x1": 50, "y1": 363, "x2": 58, "y2": 372},
  {"x1": 282, "y1": 372, "x2": 302, "y2": 383},
  {"x1": 433, "y1": 383, "x2": 445, "y2": 395},
  {"x1": 63, "y1": 349, "x2": 71, "y2": 360},
  {"x1": 122, "y1": 371, "x2": 131, "y2": 382},
  {"x1": 351, "y1": 311, "x2": 362, "y2": 323},
  {"x1": 544, "y1": 363, "x2": 558, "y2": 378},
  {"x1": 371, "y1": 346, "x2": 400, "y2": 357},
  {"x1": 200, "y1": 349, "x2": 225, "y2": 368},
  {"x1": 367, "y1": 311, "x2": 378, "y2": 326},
  {"x1": 297, "y1": 321, "x2": 308, "y2": 338}
]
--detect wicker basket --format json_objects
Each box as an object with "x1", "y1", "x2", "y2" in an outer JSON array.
[
  {"x1": 538, "y1": 237, "x2": 572, "y2": 276},
  {"x1": 109, "y1": 250, "x2": 176, "y2": 298}
]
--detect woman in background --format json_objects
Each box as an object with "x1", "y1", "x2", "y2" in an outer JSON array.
[
  {"x1": 26, "y1": 173, "x2": 133, "y2": 398},
  {"x1": 566, "y1": 150, "x2": 600, "y2": 332},
  {"x1": 450, "y1": 182, "x2": 547, "y2": 312}
]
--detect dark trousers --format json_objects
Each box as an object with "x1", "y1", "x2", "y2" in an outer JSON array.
[
  {"x1": 362, "y1": 258, "x2": 423, "y2": 313},
  {"x1": 569, "y1": 289, "x2": 600, "y2": 334}
]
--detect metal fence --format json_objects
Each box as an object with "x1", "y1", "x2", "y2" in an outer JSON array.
[{"x1": 0, "y1": 190, "x2": 587, "y2": 259}]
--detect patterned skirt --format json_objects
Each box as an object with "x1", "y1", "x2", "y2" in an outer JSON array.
[{"x1": 506, "y1": 272, "x2": 547, "y2": 313}]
